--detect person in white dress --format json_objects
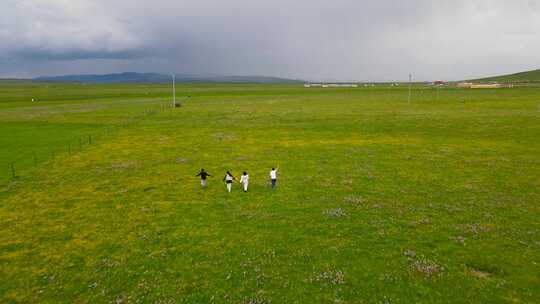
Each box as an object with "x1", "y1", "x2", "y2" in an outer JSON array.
[{"x1": 239, "y1": 171, "x2": 249, "y2": 192}]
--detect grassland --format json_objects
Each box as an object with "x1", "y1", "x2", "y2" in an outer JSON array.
[
  {"x1": 470, "y1": 68, "x2": 540, "y2": 83},
  {"x1": 1, "y1": 82, "x2": 539, "y2": 303}
]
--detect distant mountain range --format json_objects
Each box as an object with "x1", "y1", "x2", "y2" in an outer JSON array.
[
  {"x1": 469, "y1": 68, "x2": 540, "y2": 83},
  {"x1": 26, "y1": 68, "x2": 540, "y2": 84},
  {"x1": 33, "y1": 72, "x2": 303, "y2": 84}
]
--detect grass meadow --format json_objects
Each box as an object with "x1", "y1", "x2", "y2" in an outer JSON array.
[{"x1": 0, "y1": 82, "x2": 539, "y2": 303}]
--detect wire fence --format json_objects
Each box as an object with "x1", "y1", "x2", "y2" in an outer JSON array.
[{"x1": 1, "y1": 101, "x2": 176, "y2": 188}]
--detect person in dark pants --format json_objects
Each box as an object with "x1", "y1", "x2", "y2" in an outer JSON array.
[
  {"x1": 196, "y1": 169, "x2": 211, "y2": 187},
  {"x1": 269, "y1": 167, "x2": 278, "y2": 189},
  {"x1": 223, "y1": 171, "x2": 236, "y2": 192}
]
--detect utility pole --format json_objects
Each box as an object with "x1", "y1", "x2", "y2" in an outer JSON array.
[
  {"x1": 172, "y1": 74, "x2": 176, "y2": 107},
  {"x1": 408, "y1": 74, "x2": 412, "y2": 104}
]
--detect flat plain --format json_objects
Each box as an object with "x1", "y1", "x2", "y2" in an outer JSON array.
[{"x1": 1, "y1": 82, "x2": 539, "y2": 303}]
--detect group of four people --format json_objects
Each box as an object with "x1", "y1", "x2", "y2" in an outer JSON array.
[{"x1": 195, "y1": 168, "x2": 278, "y2": 192}]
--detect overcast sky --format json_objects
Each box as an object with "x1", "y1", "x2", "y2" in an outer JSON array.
[{"x1": 1, "y1": 0, "x2": 540, "y2": 81}]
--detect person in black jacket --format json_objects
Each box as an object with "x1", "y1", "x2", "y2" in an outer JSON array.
[{"x1": 196, "y1": 169, "x2": 211, "y2": 187}]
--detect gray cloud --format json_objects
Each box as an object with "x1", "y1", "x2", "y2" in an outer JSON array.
[
  {"x1": 13, "y1": 49, "x2": 150, "y2": 61},
  {"x1": 1, "y1": 0, "x2": 540, "y2": 80}
]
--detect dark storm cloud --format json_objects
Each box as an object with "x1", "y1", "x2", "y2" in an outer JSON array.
[
  {"x1": 13, "y1": 49, "x2": 150, "y2": 61},
  {"x1": 1, "y1": 0, "x2": 540, "y2": 80}
]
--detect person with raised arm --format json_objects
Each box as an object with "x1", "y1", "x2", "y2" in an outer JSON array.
[
  {"x1": 223, "y1": 171, "x2": 236, "y2": 192},
  {"x1": 195, "y1": 169, "x2": 211, "y2": 187}
]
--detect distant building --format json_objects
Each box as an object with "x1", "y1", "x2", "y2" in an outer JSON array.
[
  {"x1": 470, "y1": 84, "x2": 501, "y2": 89},
  {"x1": 457, "y1": 82, "x2": 502, "y2": 89},
  {"x1": 457, "y1": 82, "x2": 473, "y2": 88},
  {"x1": 304, "y1": 83, "x2": 359, "y2": 88},
  {"x1": 434, "y1": 80, "x2": 445, "y2": 85}
]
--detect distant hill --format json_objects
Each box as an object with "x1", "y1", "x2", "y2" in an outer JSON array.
[
  {"x1": 469, "y1": 68, "x2": 540, "y2": 83},
  {"x1": 33, "y1": 72, "x2": 302, "y2": 84}
]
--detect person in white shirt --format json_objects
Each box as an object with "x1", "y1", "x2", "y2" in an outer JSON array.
[
  {"x1": 222, "y1": 171, "x2": 236, "y2": 192},
  {"x1": 269, "y1": 167, "x2": 278, "y2": 189},
  {"x1": 239, "y1": 171, "x2": 249, "y2": 192}
]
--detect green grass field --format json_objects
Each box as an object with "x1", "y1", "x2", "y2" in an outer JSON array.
[
  {"x1": 471, "y1": 68, "x2": 540, "y2": 83},
  {"x1": 1, "y1": 82, "x2": 539, "y2": 303}
]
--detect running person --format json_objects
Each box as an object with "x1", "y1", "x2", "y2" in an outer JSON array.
[
  {"x1": 239, "y1": 171, "x2": 249, "y2": 192},
  {"x1": 195, "y1": 169, "x2": 211, "y2": 187},
  {"x1": 223, "y1": 171, "x2": 236, "y2": 192},
  {"x1": 269, "y1": 167, "x2": 278, "y2": 189}
]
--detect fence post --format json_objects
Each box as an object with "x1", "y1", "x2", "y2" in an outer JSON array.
[
  {"x1": 88, "y1": 135, "x2": 92, "y2": 145},
  {"x1": 10, "y1": 163, "x2": 15, "y2": 179},
  {"x1": 79, "y1": 138, "x2": 82, "y2": 150},
  {"x1": 68, "y1": 143, "x2": 71, "y2": 154},
  {"x1": 33, "y1": 152, "x2": 38, "y2": 167}
]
